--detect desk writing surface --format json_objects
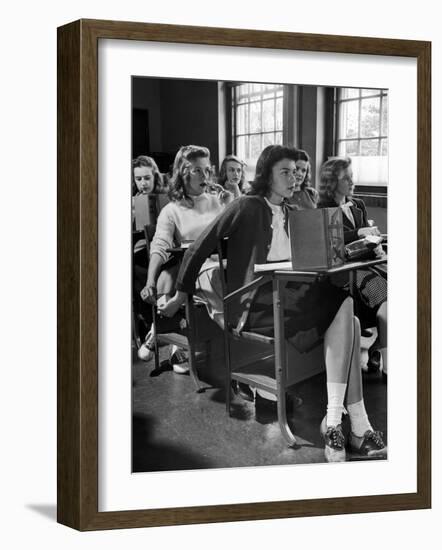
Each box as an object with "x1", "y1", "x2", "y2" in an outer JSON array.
[{"x1": 254, "y1": 256, "x2": 387, "y2": 275}]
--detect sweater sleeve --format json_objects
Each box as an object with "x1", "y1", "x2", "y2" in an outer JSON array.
[
  {"x1": 175, "y1": 198, "x2": 245, "y2": 294},
  {"x1": 149, "y1": 204, "x2": 177, "y2": 262}
]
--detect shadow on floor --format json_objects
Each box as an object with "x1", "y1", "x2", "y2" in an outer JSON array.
[{"x1": 132, "y1": 341, "x2": 387, "y2": 472}]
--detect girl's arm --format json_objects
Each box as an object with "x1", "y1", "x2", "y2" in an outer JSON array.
[
  {"x1": 176, "y1": 198, "x2": 244, "y2": 295},
  {"x1": 141, "y1": 253, "x2": 164, "y2": 304},
  {"x1": 140, "y1": 205, "x2": 176, "y2": 303}
]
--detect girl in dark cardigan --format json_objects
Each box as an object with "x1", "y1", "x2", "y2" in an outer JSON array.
[{"x1": 158, "y1": 145, "x2": 387, "y2": 463}]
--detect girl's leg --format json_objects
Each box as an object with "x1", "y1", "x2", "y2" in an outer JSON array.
[
  {"x1": 323, "y1": 296, "x2": 354, "y2": 427},
  {"x1": 346, "y1": 315, "x2": 387, "y2": 457},
  {"x1": 377, "y1": 301, "x2": 387, "y2": 375},
  {"x1": 321, "y1": 296, "x2": 354, "y2": 462},
  {"x1": 346, "y1": 316, "x2": 373, "y2": 436}
]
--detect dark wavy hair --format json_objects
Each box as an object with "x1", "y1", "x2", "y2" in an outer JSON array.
[
  {"x1": 131, "y1": 155, "x2": 163, "y2": 195},
  {"x1": 249, "y1": 144, "x2": 299, "y2": 197},
  {"x1": 319, "y1": 156, "x2": 352, "y2": 201},
  {"x1": 294, "y1": 149, "x2": 312, "y2": 190},
  {"x1": 169, "y1": 145, "x2": 211, "y2": 206},
  {"x1": 217, "y1": 154, "x2": 246, "y2": 191}
]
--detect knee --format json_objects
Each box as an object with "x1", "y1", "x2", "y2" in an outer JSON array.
[
  {"x1": 341, "y1": 296, "x2": 354, "y2": 317},
  {"x1": 353, "y1": 315, "x2": 361, "y2": 336},
  {"x1": 376, "y1": 301, "x2": 387, "y2": 324}
]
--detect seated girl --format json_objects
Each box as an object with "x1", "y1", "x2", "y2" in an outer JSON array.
[
  {"x1": 132, "y1": 154, "x2": 166, "y2": 196},
  {"x1": 158, "y1": 144, "x2": 387, "y2": 462},
  {"x1": 318, "y1": 157, "x2": 387, "y2": 375},
  {"x1": 132, "y1": 155, "x2": 167, "y2": 339},
  {"x1": 138, "y1": 145, "x2": 236, "y2": 371},
  {"x1": 217, "y1": 154, "x2": 248, "y2": 195},
  {"x1": 288, "y1": 148, "x2": 319, "y2": 209}
]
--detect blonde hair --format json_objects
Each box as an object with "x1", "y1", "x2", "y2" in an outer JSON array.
[{"x1": 319, "y1": 157, "x2": 352, "y2": 201}]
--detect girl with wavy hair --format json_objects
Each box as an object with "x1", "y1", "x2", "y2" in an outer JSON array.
[{"x1": 138, "y1": 145, "x2": 236, "y2": 370}]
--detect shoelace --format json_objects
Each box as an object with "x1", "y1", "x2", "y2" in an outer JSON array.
[
  {"x1": 326, "y1": 427, "x2": 345, "y2": 449},
  {"x1": 365, "y1": 430, "x2": 384, "y2": 448}
]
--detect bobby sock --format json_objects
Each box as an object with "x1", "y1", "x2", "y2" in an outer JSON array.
[
  {"x1": 347, "y1": 399, "x2": 372, "y2": 437},
  {"x1": 326, "y1": 382, "x2": 347, "y2": 427}
]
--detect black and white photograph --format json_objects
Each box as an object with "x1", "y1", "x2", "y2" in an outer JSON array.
[{"x1": 131, "y1": 76, "x2": 389, "y2": 471}]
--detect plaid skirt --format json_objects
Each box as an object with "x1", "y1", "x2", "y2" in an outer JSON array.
[{"x1": 355, "y1": 268, "x2": 387, "y2": 311}]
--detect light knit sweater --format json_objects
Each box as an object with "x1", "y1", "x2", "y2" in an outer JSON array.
[{"x1": 150, "y1": 193, "x2": 224, "y2": 262}]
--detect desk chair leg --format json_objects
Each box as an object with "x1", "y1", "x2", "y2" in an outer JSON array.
[
  {"x1": 132, "y1": 307, "x2": 142, "y2": 350},
  {"x1": 186, "y1": 298, "x2": 205, "y2": 393},
  {"x1": 273, "y1": 278, "x2": 297, "y2": 447},
  {"x1": 151, "y1": 305, "x2": 160, "y2": 372},
  {"x1": 277, "y1": 395, "x2": 297, "y2": 447},
  {"x1": 223, "y1": 329, "x2": 232, "y2": 415}
]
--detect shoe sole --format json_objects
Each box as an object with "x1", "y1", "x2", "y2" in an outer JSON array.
[
  {"x1": 137, "y1": 348, "x2": 154, "y2": 361},
  {"x1": 172, "y1": 364, "x2": 189, "y2": 374},
  {"x1": 348, "y1": 445, "x2": 387, "y2": 459}
]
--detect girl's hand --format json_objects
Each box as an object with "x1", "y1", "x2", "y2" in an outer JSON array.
[
  {"x1": 208, "y1": 182, "x2": 235, "y2": 204},
  {"x1": 140, "y1": 283, "x2": 157, "y2": 305},
  {"x1": 357, "y1": 226, "x2": 380, "y2": 238},
  {"x1": 374, "y1": 244, "x2": 386, "y2": 258},
  {"x1": 224, "y1": 181, "x2": 241, "y2": 198},
  {"x1": 157, "y1": 291, "x2": 187, "y2": 318}
]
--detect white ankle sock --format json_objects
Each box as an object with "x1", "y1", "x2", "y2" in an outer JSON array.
[
  {"x1": 380, "y1": 348, "x2": 387, "y2": 375},
  {"x1": 347, "y1": 400, "x2": 372, "y2": 437},
  {"x1": 326, "y1": 383, "x2": 347, "y2": 427}
]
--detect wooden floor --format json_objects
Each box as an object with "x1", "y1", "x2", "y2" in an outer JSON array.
[{"x1": 132, "y1": 333, "x2": 387, "y2": 472}]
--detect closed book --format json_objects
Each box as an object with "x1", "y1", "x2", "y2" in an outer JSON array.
[{"x1": 288, "y1": 207, "x2": 345, "y2": 270}]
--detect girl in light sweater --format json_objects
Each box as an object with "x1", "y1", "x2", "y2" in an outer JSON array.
[{"x1": 138, "y1": 145, "x2": 238, "y2": 369}]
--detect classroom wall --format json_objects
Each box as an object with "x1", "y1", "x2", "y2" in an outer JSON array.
[
  {"x1": 160, "y1": 79, "x2": 220, "y2": 167},
  {"x1": 132, "y1": 77, "x2": 163, "y2": 152}
]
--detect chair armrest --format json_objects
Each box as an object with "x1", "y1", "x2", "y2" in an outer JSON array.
[
  {"x1": 366, "y1": 264, "x2": 387, "y2": 279},
  {"x1": 224, "y1": 275, "x2": 271, "y2": 305}
]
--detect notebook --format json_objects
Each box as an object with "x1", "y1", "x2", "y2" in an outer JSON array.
[{"x1": 133, "y1": 193, "x2": 169, "y2": 231}]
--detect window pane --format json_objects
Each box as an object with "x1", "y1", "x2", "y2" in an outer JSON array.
[
  {"x1": 340, "y1": 140, "x2": 359, "y2": 156},
  {"x1": 250, "y1": 101, "x2": 261, "y2": 133},
  {"x1": 262, "y1": 132, "x2": 274, "y2": 148},
  {"x1": 262, "y1": 99, "x2": 275, "y2": 132},
  {"x1": 360, "y1": 97, "x2": 380, "y2": 138},
  {"x1": 250, "y1": 83, "x2": 264, "y2": 97},
  {"x1": 361, "y1": 88, "x2": 380, "y2": 97},
  {"x1": 341, "y1": 88, "x2": 359, "y2": 99},
  {"x1": 381, "y1": 96, "x2": 388, "y2": 136},
  {"x1": 237, "y1": 135, "x2": 249, "y2": 160},
  {"x1": 250, "y1": 134, "x2": 261, "y2": 159},
  {"x1": 381, "y1": 139, "x2": 388, "y2": 156},
  {"x1": 360, "y1": 139, "x2": 379, "y2": 156},
  {"x1": 275, "y1": 132, "x2": 283, "y2": 145},
  {"x1": 236, "y1": 84, "x2": 250, "y2": 104},
  {"x1": 340, "y1": 100, "x2": 359, "y2": 139},
  {"x1": 236, "y1": 104, "x2": 248, "y2": 135},
  {"x1": 275, "y1": 97, "x2": 283, "y2": 130}
]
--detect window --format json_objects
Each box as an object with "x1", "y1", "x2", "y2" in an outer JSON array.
[
  {"x1": 232, "y1": 83, "x2": 285, "y2": 179},
  {"x1": 336, "y1": 88, "x2": 388, "y2": 187}
]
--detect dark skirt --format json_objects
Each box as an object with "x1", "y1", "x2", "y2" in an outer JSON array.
[{"x1": 244, "y1": 278, "x2": 349, "y2": 353}]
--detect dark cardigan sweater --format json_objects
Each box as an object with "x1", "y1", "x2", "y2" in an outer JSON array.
[
  {"x1": 176, "y1": 195, "x2": 294, "y2": 326},
  {"x1": 318, "y1": 196, "x2": 369, "y2": 244}
]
